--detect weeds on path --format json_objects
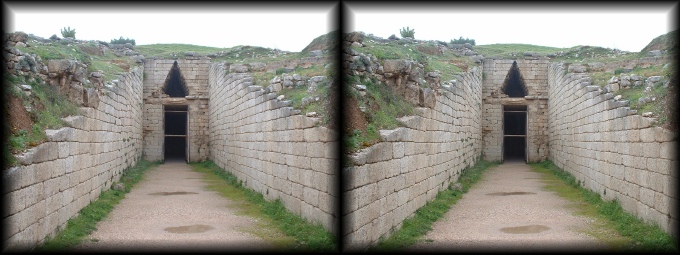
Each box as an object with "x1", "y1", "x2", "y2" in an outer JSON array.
[
  {"x1": 530, "y1": 160, "x2": 677, "y2": 252},
  {"x1": 190, "y1": 161, "x2": 337, "y2": 252}
]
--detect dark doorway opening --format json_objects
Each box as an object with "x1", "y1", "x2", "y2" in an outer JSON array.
[
  {"x1": 164, "y1": 105, "x2": 188, "y2": 162},
  {"x1": 503, "y1": 105, "x2": 527, "y2": 162}
]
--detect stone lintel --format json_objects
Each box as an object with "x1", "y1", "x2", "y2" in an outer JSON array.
[
  {"x1": 500, "y1": 98, "x2": 527, "y2": 105},
  {"x1": 161, "y1": 98, "x2": 188, "y2": 105}
]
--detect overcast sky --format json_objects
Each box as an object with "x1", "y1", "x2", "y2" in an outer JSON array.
[
  {"x1": 4, "y1": 2, "x2": 337, "y2": 52},
  {"x1": 347, "y1": 3, "x2": 677, "y2": 52},
  {"x1": 4, "y1": 3, "x2": 677, "y2": 53}
]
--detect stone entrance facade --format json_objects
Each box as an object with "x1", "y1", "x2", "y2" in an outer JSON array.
[
  {"x1": 142, "y1": 59, "x2": 210, "y2": 162},
  {"x1": 482, "y1": 59, "x2": 549, "y2": 163}
]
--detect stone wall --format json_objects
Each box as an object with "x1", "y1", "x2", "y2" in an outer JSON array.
[
  {"x1": 2, "y1": 68, "x2": 144, "y2": 250},
  {"x1": 142, "y1": 59, "x2": 210, "y2": 162},
  {"x1": 482, "y1": 59, "x2": 549, "y2": 162},
  {"x1": 547, "y1": 63, "x2": 677, "y2": 236},
  {"x1": 343, "y1": 67, "x2": 483, "y2": 249},
  {"x1": 207, "y1": 63, "x2": 337, "y2": 233}
]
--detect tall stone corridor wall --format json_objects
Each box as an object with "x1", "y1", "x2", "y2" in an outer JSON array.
[
  {"x1": 547, "y1": 63, "x2": 677, "y2": 236},
  {"x1": 207, "y1": 63, "x2": 337, "y2": 233},
  {"x1": 343, "y1": 67, "x2": 483, "y2": 249},
  {"x1": 3, "y1": 68, "x2": 145, "y2": 250}
]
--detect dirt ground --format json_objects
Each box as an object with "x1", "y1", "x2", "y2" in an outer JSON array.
[
  {"x1": 407, "y1": 160, "x2": 612, "y2": 252},
  {"x1": 7, "y1": 94, "x2": 33, "y2": 136},
  {"x1": 344, "y1": 92, "x2": 367, "y2": 135},
  {"x1": 73, "y1": 161, "x2": 274, "y2": 252}
]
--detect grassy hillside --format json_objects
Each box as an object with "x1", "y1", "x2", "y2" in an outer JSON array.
[
  {"x1": 475, "y1": 43, "x2": 567, "y2": 58},
  {"x1": 135, "y1": 44, "x2": 305, "y2": 63}
]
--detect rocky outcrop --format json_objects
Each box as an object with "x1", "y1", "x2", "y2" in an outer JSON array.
[
  {"x1": 3, "y1": 32, "x2": 140, "y2": 110},
  {"x1": 343, "y1": 34, "x2": 445, "y2": 109},
  {"x1": 604, "y1": 72, "x2": 667, "y2": 95}
]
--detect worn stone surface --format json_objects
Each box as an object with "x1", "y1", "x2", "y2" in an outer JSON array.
[
  {"x1": 3, "y1": 68, "x2": 144, "y2": 251},
  {"x1": 142, "y1": 59, "x2": 210, "y2": 162},
  {"x1": 547, "y1": 63, "x2": 676, "y2": 236},
  {"x1": 482, "y1": 59, "x2": 549, "y2": 163},
  {"x1": 208, "y1": 64, "x2": 336, "y2": 235},
  {"x1": 344, "y1": 67, "x2": 482, "y2": 249}
]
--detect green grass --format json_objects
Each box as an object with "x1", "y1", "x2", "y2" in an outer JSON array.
[
  {"x1": 355, "y1": 39, "x2": 471, "y2": 82},
  {"x1": 18, "y1": 37, "x2": 138, "y2": 84},
  {"x1": 31, "y1": 80, "x2": 80, "y2": 130},
  {"x1": 278, "y1": 81, "x2": 328, "y2": 111},
  {"x1": 426, "y1": 59, "x2": 463, "y2": 82},
  {"x1": 5, "y1": 74, "x2": 80, "y2": 163},
  {"x1": 372, "y1": 160, "x2": 499, "y2": 251},
  {"x1": 274, "y1": 68, "x2": 331, "y2": 123},
  {"x1": 36, "y1": 159, "x2": 161, "y2": 251},
  {"x1": 189, "y1": 161, "x2": 337, "y2": 252},
  {"x1": 612, "y1": 80, "x2": 668, "y2": 125},
  {"x1": 135, "y1": 44, "x2": 303, "y2": 63},
  {"x1": 345, "y1": 77, "x2": 414, "y2": 152},
  {"x1": 529, "y1": 160, "x2": 677, "y2": 252},
  {"x1": 475, "y1": 43, "x2": 568, "y2": 58},
  {"x1": 344, "y1": 124, "x2": 382, "y2": 153},
  {"x1": 17, "y1": 41, "x2": 91, "y2": 63},
  {"x1": 300, "y1": 30, "x2": 338, "y2": 54},
  {"x1": 588, "y1": 64, "x2": 667, "y2": 87},
  {"x1": 135, "y1": 43, "x2": 229, "y2": 58},
  {"x1": 86, "y1": 59, "x2": 126, "y2": 82}
]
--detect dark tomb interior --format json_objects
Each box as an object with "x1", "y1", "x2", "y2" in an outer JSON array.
[
  {"x1": 164, "y1": 105, "x2": 187, "y2": 161},
  {"x1": 503, "y1": 136, "x2": 526, "y2": 161},
  {"x1": 503, "y1": 105, "x2": 527, "y2": 161}
]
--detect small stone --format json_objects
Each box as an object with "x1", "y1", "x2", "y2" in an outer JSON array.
[
  {"x1": 355, "y1": 84, "x2": 367, "y2": 91},
  {"x1": 614, "y1": 95, "x2": 622, "y2": 101},
  {"x1": 647, "y1": 76, "x2": 662, "y2": 84},
  {"x1": 638, "y1": 97, "x2": 648, "y2": 105},
  {"x1": 113, "y1": 183, "x2": 125, "y2": 191},
  {"x1": 90, "y1": 71, "x2": 103, "y2": 78},
  {"x1": 608, "y1": 76, "x2": 618, "y2": 84},
  {"x1": 642, "y1": 112, "x2": 653, "y2": 117},
  {"x1": 20, "y1": 84, "x2": 32, "y2": 91},
  {"x1": 306, "y1": 112, "x2": 318, "y2": 117},
  {"x1": 310, "y1": 76, "x2": 326, "y2": 83},
  {"x1": 277, "y1": 95, "x2": 285, "y2": 100}
]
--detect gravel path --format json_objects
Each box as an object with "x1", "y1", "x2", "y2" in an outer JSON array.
[
  {"x1": 408, "y1": 160, "x2": 611, "y2": 252},
  {"x1": 73, "y1": 161, "x2": 274, "y2": 252}
]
